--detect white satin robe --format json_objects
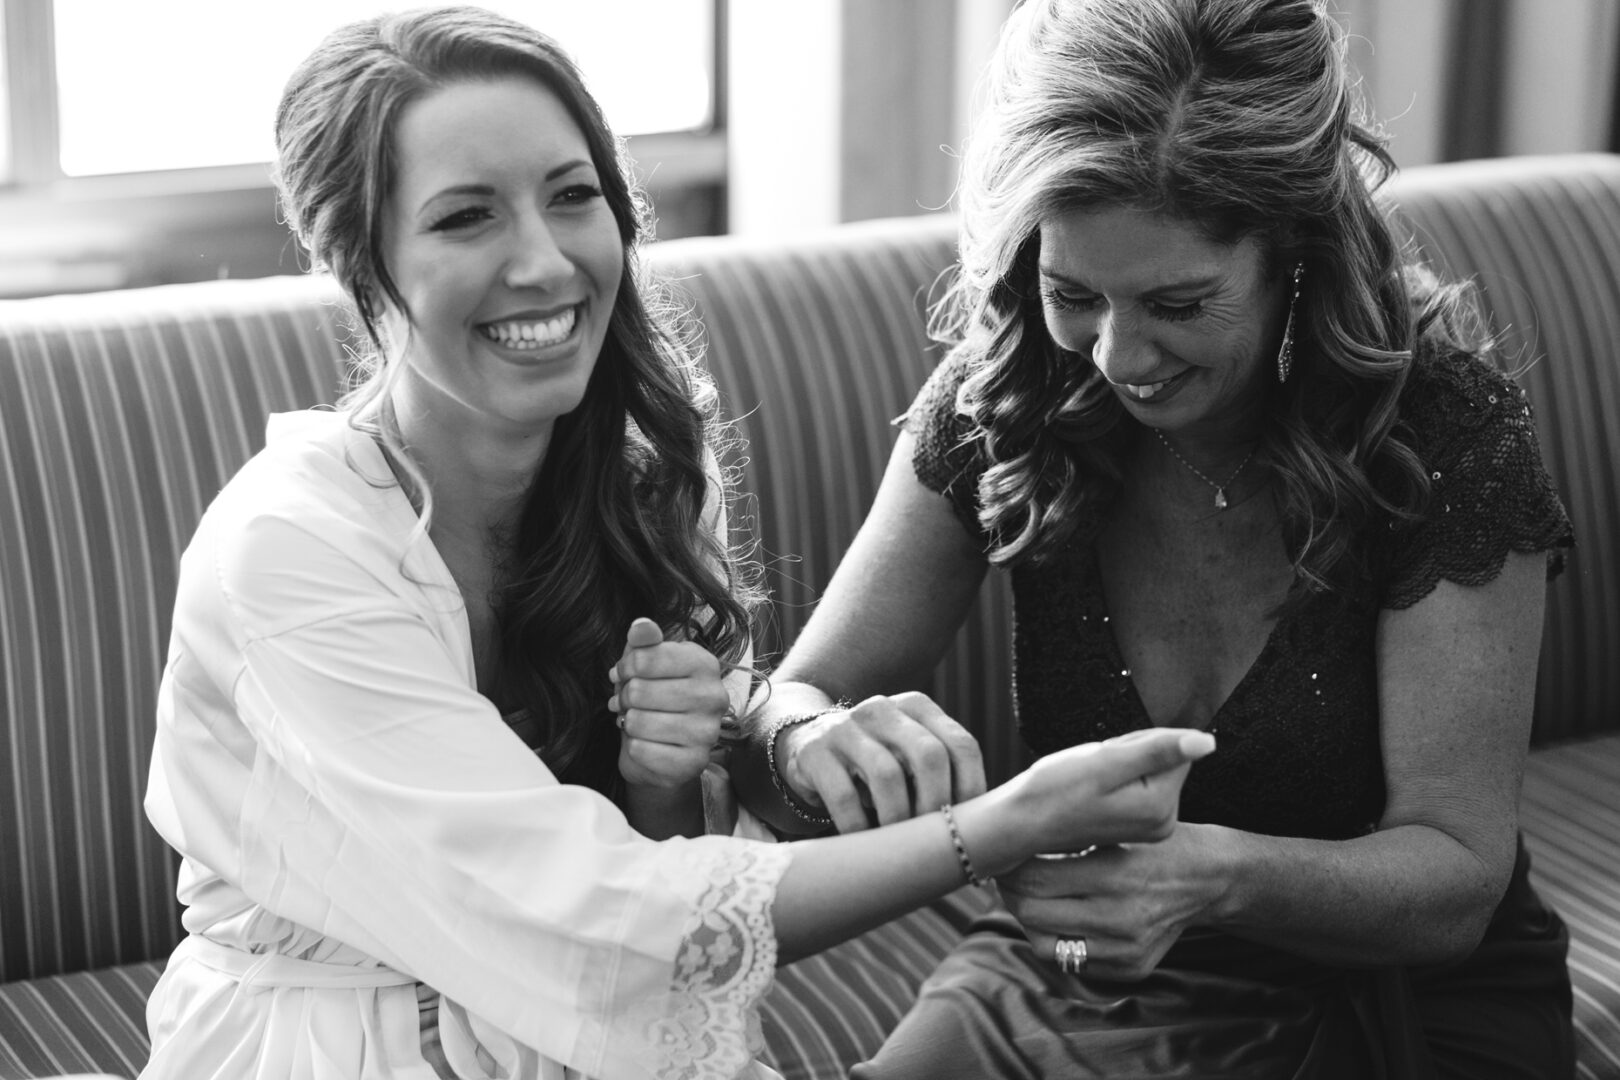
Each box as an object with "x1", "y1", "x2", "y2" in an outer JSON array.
[{"x1": 141, "y1": 410, "x2": 790, "y2": 1080}]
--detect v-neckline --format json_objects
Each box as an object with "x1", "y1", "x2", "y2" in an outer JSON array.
[{"x1": 1085, "y1": 543, "x2": 1288, "y2": 734}]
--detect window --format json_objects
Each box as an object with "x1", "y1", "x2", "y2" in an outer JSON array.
[
  {"x1": 50, "y1": 0, "x2": 716, "y2": 177},
  {"x1": 0, "y1": 0, "x2": 724, "y2": 297}
]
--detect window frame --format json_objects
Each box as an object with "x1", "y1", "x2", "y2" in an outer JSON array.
[{"x1": 0, "y1": 0, "x2": 727, "y2": 297}]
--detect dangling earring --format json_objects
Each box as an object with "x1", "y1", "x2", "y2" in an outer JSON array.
[{"x1": 1277, "y1": 262, "x2": 1304, "y2": 384}]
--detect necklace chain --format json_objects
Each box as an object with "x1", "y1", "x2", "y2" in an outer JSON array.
[{"x1": 1153, "y1": 429, "x2": 1257, "y2": 510}]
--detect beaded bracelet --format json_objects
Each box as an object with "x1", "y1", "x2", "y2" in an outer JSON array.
[
  {"x1": 939, "y1": 802, "x2": 987, "y2": 888},
  {"x1": 763, "y1": 703, "x2": 849, "y2": 829}
]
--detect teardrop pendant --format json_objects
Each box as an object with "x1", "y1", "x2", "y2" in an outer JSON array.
[{"x1": 1214, "y1": 488, "x2": 1229, "y2": 510}]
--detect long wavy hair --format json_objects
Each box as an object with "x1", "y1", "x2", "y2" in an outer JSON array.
[
  {"x1": 272, "y1": 6, "x2": 761, "y2": 793},
  {"x1": 940, "y1": 0, "x2": 1489, "y2": 608}
]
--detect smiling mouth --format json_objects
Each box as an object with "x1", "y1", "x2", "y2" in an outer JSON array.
[
  {"x1": 478, "y1": 305, "x2": 579, "y2": 350},
  {"x1": 1118, "y1": 370, "x2": 1188, "y2": 401}
]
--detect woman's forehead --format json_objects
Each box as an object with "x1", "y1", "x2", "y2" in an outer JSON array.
[
  {"x1": 1037, "y1": 205, "x2": 1263, "y2": 290},
  {"x1": 391, "y1": 77, "x2": 591, "y2": 197}
]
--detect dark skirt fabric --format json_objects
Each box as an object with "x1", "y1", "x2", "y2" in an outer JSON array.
[{"x1": 853, "y1": 840, "x2": 1572, "y2": 1080}]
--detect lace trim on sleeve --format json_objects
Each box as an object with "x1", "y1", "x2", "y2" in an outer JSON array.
[
  {"x1": 1384, "y1": 355, "x2": 1574, "y2": 610},
  {"x1": 902, "y1": 353, "x2": 989, "y2": 545},
  {"x1": 629, "y1": 841, "x2": 793, "y2": 1080}
]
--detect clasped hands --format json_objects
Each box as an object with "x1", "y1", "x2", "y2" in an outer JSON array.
[
  {"x1": 608, "y1": 617, "x2": 733, "y2": 791},
  {"x1": 774, "y1": 694, "x2": 1219, "y2": 980}
]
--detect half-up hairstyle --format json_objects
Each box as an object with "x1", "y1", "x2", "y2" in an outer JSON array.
[
  {"x1": 272, "y1": 6, "x2": 762, "y2": 793},
  {"x1": 939, "y1": 0, "x2": 1488, "y2": 608}
]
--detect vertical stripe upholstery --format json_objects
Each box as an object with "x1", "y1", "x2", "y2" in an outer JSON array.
[
  {"x1": 0, "y1": 156, "x2": 1617, "y2": 1078},
  {"x1": 643, "y1": 219, "x2": 1025, "y2": 786},
  {"x1": 0, "y1": 277, "x2": 352, "y2": 985},
  {"x1": 1384, "y1": 154, "x2": 1620, "y2": 744},
  {"x1": 1521, "y1": 739, "x2": 1620, "y2": 1080},
  {"x1": 1385, "y1": 154, "x2": 1620, "y2": 1078}
]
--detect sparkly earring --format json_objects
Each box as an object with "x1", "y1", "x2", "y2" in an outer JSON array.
[{"x1": 1277, "y1": 262, "x2": 1304, "y2": 384}]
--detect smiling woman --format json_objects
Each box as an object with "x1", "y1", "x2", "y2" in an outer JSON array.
[
  {"x1": 382, "y1": 80, "x2": 624, "y2": 441},
  {"x1": 731, "y1": 1, "x2": 1577, "y2": 1076},
  {"x1": 134, "y1": 7, "x2": 1218, "y2": 1079}
]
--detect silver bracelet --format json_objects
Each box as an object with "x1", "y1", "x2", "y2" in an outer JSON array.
[
  {"x1": 939, "y1": 802, "x2": 988, "y2": 888},
  {"x1": 763, "y1": 703, "x2": 848, "y2": 828}
]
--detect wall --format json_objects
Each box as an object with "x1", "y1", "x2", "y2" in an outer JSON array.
[{"x1": 727, "y1": 0, "x2": 1620, "y2": 237}]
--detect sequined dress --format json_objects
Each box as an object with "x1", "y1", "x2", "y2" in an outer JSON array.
[{"x1": 856, "y1": 347, "x2": 1576, "y2": 1079}]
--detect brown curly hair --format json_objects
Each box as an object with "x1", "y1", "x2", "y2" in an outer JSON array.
[{"x1": 936, "y1": 0, "x2": 1490, "y2": 608}]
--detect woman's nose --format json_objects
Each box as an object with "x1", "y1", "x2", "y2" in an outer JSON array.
[
  {"x1": 1090, "y1": 308, "x2": 1153, "y2": 382},
  {"x1": 504, "y1": 215, "x2": 573, "y2": 291}
]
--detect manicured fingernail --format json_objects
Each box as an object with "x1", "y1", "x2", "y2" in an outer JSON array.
[{"x1": 1180, "y1": 731, "x2": 1216, "y2": 757}]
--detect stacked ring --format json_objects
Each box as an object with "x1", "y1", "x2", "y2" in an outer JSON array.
[{"x1": 1054, "y1": 937, "x2": 1088, "y2": 975}]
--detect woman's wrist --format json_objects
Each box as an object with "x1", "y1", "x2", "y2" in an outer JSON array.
[
  {"x1": 1194, "y1": 823, "x2": 1254, "y2": 928},
  {"x1": 731, "y1": 687, "x2": 843, "y2": 835},
  {"x1": 623, "y1": 777, "x2": 705, "y2": 839},
  {"x1": 763, "y1": 702, "x2": 850, "y2": 828},
  {"x1": 944, "y1": 782, "x2": 1040, "y2": 882}
]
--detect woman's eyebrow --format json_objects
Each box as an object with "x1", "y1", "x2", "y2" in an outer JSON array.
[{"x1": 1037, "y1": 266, "x2": 1225, "y2": 295}]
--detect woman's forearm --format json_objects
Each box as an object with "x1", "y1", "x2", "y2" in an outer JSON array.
[
  {"x1": 1208, "y1": 821, "x2": 1515, "y2": 966},
  {"x1": 770, "y1": 728, "x2": 1213, "y2": 964},
  {"x1": 770, "y1": 781, "x2": 1027, "y2": 962}
]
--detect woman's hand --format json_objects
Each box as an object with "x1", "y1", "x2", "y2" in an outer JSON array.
[
  {"x1": 998, "y1": 819, "x2": 1228, "y2": 982},
  {"x1": 1007, "y1": 728, "x2": 1213, "y2": 855},
  {"x1": 610, "y1": 617, "x2": 731, "y2": 792},
  {"x1": 777, "y1": 692, "x2": 987, "y2": 832}
]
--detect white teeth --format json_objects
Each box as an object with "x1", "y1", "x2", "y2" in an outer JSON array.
[
  {"x1": 1125, "y1": 379, "x2": 1171, "y2": 399},
  {"x1": 481, "y1": 307, "x2": 577, "y2": 350}
]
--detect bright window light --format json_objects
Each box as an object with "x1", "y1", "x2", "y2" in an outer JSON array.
[{"x1": 53, "y1": 1, "x2": 713, "y2": 177}]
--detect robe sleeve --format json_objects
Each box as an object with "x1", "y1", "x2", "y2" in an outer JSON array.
[{"x1": 210, "y1": 505, "x2": 791, "y2": 1080}]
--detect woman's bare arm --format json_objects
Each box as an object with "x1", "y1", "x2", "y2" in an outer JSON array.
[{"x1": 732, "y1": 430, "x2": 991, "y2": 834}]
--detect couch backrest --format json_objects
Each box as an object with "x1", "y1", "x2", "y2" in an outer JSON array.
[
  {"x1": 0, "y1": 277, "x2": 352, "y2": 982},
  {"x1": 2, "y1": 153, "x2": 1616, "y2": 984},
  {"x1": 1387, "y1": 154, "x2": 1620, "y2": 744}
]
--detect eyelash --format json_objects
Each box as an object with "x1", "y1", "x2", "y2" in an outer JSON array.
[
  {"x1": 428, "y1": 185, "x2": 605, "y2": 232},
  {"x1": 555, "y1": 183, "x2": 604, "y2": 205},
  {"x1": 1040, "y1": 287, "x2": 1204, "y2": 323},
  {"x1": 429, "y1": 207, "x2": 492, "y2": 232}
]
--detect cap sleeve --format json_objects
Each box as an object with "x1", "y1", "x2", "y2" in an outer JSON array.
[
  {"x1": 900, "y1": 350, "x2": 990, "y2": 547},
  {"x1": 1383, "y1": 350, "x2": 1574, "y2": 610}
]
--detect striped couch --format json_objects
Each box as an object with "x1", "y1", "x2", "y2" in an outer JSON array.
[{"x1": 1, "y1": 153, "x2": 1617, "y2": 1080}]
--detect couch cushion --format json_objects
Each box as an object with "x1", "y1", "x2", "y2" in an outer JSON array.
[
  {"x1": 0, "y1": 960, "x2": 160, "y2": 1079},
  {"x1": 1521, "y1": 733, "x2": 1620, "y2": 1080}
]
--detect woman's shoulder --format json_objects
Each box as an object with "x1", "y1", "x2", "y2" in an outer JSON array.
[
  {"x1": 211, "y1": 410, "x2": 394, "y2": 525},
  {"x1": 193, "y1": 410, "x2": 422, "y2": 618},
  {"x1": 1397, "y1": 344, "x2": 1535, "y2": 448},
  {"x1": 902, "y1": 350, "x2": 988, "y2": 515},
  {"x1": 1379, "y1": 343, "x2": 1572, "y2": 608}
]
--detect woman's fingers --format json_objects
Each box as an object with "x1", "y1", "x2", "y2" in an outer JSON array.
[
  {"x1": 888, "y1": 692, "x2": 988, "y2": 806},
  {"x1": 1092, "y1": 729, "x2": 1215, "y2": 793},
  {"x1": 616, "y1": 638, "x2": 723, "y2": 681},
  {"x1": 620, "y1": 733, "x2": 711, "y2": 786},
  {"x1": 802, "y1": 756, "x2": 872, "y2": 834},
  {"x1": 619, "y1": 707, "x2": 723, "y2": 749},
  {"x1": 782, "y1": 694, "x2": 985, "y2": 830},
  {"x1": 1022, "y1": 729, "x2": 1214, "y2": 851},
  {"x1": 624, "y1": 616, "x2": 663, "y2": 649}
]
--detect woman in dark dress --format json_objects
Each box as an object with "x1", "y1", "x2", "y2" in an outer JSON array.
[{"x1": 732, "y1": 0, "x2": 1575, "y2": 1075}]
